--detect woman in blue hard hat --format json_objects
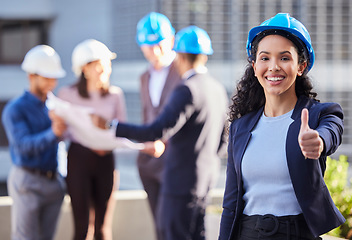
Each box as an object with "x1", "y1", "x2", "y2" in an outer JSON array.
[{"x1": 219, "y1": 13, "x2": 345, "y2": 240}]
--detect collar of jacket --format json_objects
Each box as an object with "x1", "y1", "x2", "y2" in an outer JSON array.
[
  {"x1": 231, "y1": 94, "x2": 312, "y2": 196},
  {"x1": 239, "y1": 95, "x2": 311, "y2": 133}
]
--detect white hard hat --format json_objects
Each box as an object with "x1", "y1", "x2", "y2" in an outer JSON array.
[
  {"x1": 21, "y1": 45, "x2": 66, "y2": 78},
  {"x1": 72, "y1": 39, "x2": 116, "y2": 77}
]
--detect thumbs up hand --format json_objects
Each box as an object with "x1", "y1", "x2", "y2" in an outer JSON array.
[{"x1": 298, "y1": 108, "x2": 324, "y2": 159}]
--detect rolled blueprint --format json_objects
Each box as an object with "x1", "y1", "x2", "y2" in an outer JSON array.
[{"x1": 46, "y1": 92, "x2": 145, "y2": 151}]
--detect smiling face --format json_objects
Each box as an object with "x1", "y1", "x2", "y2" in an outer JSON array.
[{"x1": 252, "y1": 34, "x2": 307, "y2": 103}]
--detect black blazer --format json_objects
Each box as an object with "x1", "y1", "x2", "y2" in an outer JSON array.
[
  {"x1": 116, "y1": 73, "x2": 229, "y2": 197},
  {"x1": 219, "y1": 96, "x2": 345, "y2": 239}
]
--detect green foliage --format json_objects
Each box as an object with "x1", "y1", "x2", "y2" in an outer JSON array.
[{"x1": 325, "y1": 155, "x2": 352, "y2": 239}]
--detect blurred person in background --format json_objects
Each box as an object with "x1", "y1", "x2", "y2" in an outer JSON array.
[
  {"x1": 58, "y1": 39, "x2": 126, "y2": 240},
  {"x1": 219, "y1": 13, "x2": 345, "y2": 240},
  {"x1": 108, "y1": 25, "x2": 228, "y2": 240},
  {"x1": 135, "y1": 12, "x2": 182, "y2": 239},
  {"x1": 2, "y1": 45, "x2": 67, "y2": 240}
]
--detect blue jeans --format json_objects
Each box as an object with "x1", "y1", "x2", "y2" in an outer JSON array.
[{"x1": 8, "y1": 166, "x2": 66, "y2": 240}]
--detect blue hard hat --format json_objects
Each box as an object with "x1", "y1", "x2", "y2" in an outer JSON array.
[
  {"x1": 173, "y1": 25, "x2": 213, "y2": 55},
  {"x1": 136, "y1": 12, "x2": 175, "y2": 46},
  {"x1": 247, "y1": 13, "x2": 315, "y2": 71}
]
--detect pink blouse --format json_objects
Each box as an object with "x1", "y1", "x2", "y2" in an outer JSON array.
[
  {"x1": 58, "y1": 85, "x2": 127, "y2": 144},
  {"x1": 58, "y1": 85, "x2": 127, "y2": 122}
]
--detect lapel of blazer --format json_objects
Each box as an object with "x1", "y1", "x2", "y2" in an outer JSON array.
[
  {"x1": 141, "y1": 70, "x2": 153, "y2": 107},
  {"x1": 230, "y1": 106, "x2": 264, "y2": 236},
  {"x1": 233, "y1": 107, "x2": 264, "y2": 176},
  {"x1": 286, "y1": 96, "x2": 314, "y2": 195},
  {"x1": 233, "y1": 96, "x2": 312, "y2": 184}
]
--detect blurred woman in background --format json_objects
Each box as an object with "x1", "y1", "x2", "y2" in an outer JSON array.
[{"x1": 58, "y1": 39, "x2": 126, "y2": 240}]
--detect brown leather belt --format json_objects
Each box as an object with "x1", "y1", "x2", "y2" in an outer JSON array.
[{"x1": 22, "y1": 166, "x2": 57, "y2": 180}]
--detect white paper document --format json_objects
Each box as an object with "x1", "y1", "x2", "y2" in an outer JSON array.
[{"x1": 46, "y1": 92, "x2": 144, "y2": 151}]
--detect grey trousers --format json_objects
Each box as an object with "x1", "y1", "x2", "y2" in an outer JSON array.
[{"x1": 7, "y1": 166, "x2": 66, "y2": 240}]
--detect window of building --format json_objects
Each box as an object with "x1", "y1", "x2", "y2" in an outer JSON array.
[{"x1": 0, "y1": 19, "x2": 49, "y2": 64}]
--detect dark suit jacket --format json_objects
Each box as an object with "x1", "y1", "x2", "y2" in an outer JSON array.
[
  {"x1": 137, "y1": 62, "x2": 182, "y2": 180},
  {"x1": 116, "y1": 72, "x2": 229, "y2": 197},
  {"x1": 219, "y1": 96, "x2": 345, "y2": 239}
]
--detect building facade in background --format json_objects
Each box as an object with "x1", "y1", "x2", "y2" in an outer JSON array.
[
  {"x1": 111, "y1": 0, "x2": 352, "y2": 154},
  {"x1": 112, "y1": 0, "x2": 352, "y2": 63}
]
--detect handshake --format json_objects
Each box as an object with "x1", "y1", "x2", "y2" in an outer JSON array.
[{"x1": 90, "y1": 113, "x2": 165, "y2": 158}]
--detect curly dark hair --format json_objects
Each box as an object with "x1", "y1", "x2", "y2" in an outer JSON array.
[{"x1": 228, "y1": 31, "x2": 318, "y2": 122}]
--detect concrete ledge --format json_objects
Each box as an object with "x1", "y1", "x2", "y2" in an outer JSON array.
[
  {"x1": 0, "y1": 189, "x2": 343, "y2": 240},
  {"x1": 57, "y1": 190, "x2": 158, "y2": 240},
  {"x1": 0, "y1": 189, "x2": 224, "y2": 240}
]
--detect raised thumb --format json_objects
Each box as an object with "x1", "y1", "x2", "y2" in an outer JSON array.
[{"x1": 300, "y1": 108, "x2": 310, "y2": 133}]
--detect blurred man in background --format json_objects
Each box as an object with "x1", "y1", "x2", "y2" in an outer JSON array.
[
  {"x1": 113, "y1": 25, "x2": 228, "y2": 240},
  {"x1": 2, "y1": 45, "x2": 67, "y2": 240},
  {"x1": 135, "y1": 12, "x2": 182, "y2": 239}
]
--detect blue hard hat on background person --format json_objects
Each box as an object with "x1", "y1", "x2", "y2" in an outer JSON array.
[
  {"x1": 246, "y1": 13, "x2": 315, "y2": 71},
  {"x1": 173, "y1": 25, "x2": 213, "y2": 55},
  {"x1": 136, "y1": 12, "x2": 175, "y2": 46}
]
